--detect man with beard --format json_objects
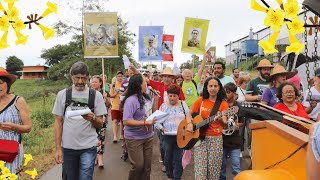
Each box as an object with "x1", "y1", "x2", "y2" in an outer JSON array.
[
  {"x1": 213, "y1": 61, "x2": 235, "y2": 86},
  {"x1": 245, "y1": 59, "x2": 274, "y2": 102},
  {"x1": 53, "y1": 62, "x2": 107, "y2": 180},
  {"x1": 233, "y1": 68, "x2": 240, "y2": 86}
]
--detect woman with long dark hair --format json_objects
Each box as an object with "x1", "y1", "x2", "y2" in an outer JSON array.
[
  {"x1": 186, "y1": 77, "x2": 228, "y2": 179},
  {"x1": 121, "y1": 74, "x2": 158, "y2": 180}
]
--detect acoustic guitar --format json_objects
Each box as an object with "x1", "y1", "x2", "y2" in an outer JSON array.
[{"x1": 177, "y1": 106, "x2": 239, "y2": 150}]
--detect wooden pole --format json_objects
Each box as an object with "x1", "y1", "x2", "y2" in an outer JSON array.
[{"x1": 102, "y1": 58, "x2": 105, "y2": 89}]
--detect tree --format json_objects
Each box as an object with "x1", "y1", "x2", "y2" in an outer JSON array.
[
  {"x1": 180, "y1": 55, "x2": 201, "y2": 72},
  {"x1": 6, "y1": 56, "x2": 24, "y2": 77}
]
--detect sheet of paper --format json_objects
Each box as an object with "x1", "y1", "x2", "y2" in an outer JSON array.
[
  {"x1": 65, "y1": 109, "x2": 92, "y2": 119},
  {"x1": 205, "y1": 41, "x2": 211, "y2": 52},
  {"x1": 163, "y1": 131, "x2": 177, "y2": 135},
  {"x1": 146, "y1": 110, "x2": 169, "y2": 121},
  {"x1": 123, "y1": 55, "x2": 130, "y2": 69}
]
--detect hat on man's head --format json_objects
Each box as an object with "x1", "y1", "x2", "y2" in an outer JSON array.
[
  {"x1": 0, "y1": 67, "x2": 17, "y2": 86},
  {"x1": 160, "y1": 67, "x2": 177, "y2": 78},
  {"x1": 268, "y1": 65, "x2": 297, "y2": 81},
  {"x1": 116, "y1": 71, "x2": 123, "y2": 75},
  {"x1": 255, "y1": 59, "x2": 274, "y2": 70},
  {"x1": 315, "y1": 67, "x2": 320, "y2": 77}
]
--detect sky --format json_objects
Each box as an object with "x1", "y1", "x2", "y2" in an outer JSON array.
[{"x1": 0, "y1": 0, "x2": 304, "y2": 69}]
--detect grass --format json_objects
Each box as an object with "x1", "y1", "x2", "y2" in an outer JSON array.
[{"x1": 10, "y1": 79, "x2": 69, "y2": 179}]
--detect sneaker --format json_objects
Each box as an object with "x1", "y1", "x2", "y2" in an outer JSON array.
[
  {"x1": 240, "y1": 152, "x2": 243, "y2": 158},
  {"x1": 161, "y1": 166, "x2": 166, "y2": 172},
  {"x1": 121, "y1": 152, "x2": 128, "y2": 161}
]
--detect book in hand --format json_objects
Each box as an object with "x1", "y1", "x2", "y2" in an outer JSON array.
[
  {"x1": 146, "y1": 110, "x2": 169, "y2": 122},
  {"x1": 65, "y1": 108, "x2": 92, "y2": 119}
]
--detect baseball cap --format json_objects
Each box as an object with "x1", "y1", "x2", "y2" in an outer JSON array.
[{"x1": 315, "y1": 67, "x2": 320, "y2": 77}]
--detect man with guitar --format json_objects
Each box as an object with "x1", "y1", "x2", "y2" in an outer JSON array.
[{"x1": 184, "y1": 77, "x2": 228, "y2": 179}]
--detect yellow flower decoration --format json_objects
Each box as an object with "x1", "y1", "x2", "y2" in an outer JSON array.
[
  {"x1": 284, "y1": 0, "x2": 299, "y2": 18},
  {"x1": 0, "y1": 15, "x2": 10, "y2": 31},
  {"x1": 287, "y1": 16, "x2": 305, "y2": 35},
  {"x1": 8, "y1": 173, "x2": 18, "y2": 180},
  {"x1": 1, "y1": 167, "x2": 11, "y2": 175},
  {"x1": 0, "y1": 31, "x2": 9, "y2": 49},
  {"x1": 25, "y1": 168, "x2": 38, "y2": 179},
  {"x1": 0, "y1": 175, "x2": 7, "y2": 180},
  {"x1": 15, "y1": 30, "x2": 28, "y2": 45},
  {"x1": 7, "y1": 7, "x2": 19, "y2": 20},
  {"x1": 12, "y1": 18, "x2": 26, "y2": 31},
  {"x1": 251, "y1": 0, "x2": 267, "y2": 13},
  {"x1": 276, "y1": 0, "x2": 283, "y2": 6},
  {"x1": 0, "y1": 160, "x2": 5, "y2": 169},
  {"x1": 4, "y1": 0, "x2": 17, "y2": 9},
  {"x1": 0, "y1": 2, "x2": 5, "y2": 12},
  {"x1": 258, "y1": 31, "x2": 280, "y2": 54},
  {"x1": 38, "y1": 24, "x2": 54, "y2": 40},
  {"x1": 41, "y1": 1, "x2": 58, "y2": 18},
  {"x1": 23, "y1": 154, "x2": 33, "y2": 166},
  {"x1": 286, "y1": 33, "x2": 305, "y2": 54},
  {"x1": 264, "y1": 8, "x2": 284, "y2": 32}
]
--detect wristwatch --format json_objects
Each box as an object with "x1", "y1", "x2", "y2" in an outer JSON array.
[{"x1": 91, "y1": 114, "x2": 96, "y2": 122}]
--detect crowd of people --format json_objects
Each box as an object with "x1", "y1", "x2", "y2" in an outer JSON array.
[{"x1": 1, "y1": 53, "x2": 320, "y2": 179}]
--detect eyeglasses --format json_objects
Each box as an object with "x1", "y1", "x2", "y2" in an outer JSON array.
[
  {"x1": 282, "y1": 90, "x2": 295, "y2": 95},
  {"x1": 149, "y1": 41, "x2": 153, "y2": 43},
  {"x1": 73, "y1": 76, "x2": 88, "y2": 81}
]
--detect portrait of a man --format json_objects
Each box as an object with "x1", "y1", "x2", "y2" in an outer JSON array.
[
  {"x1": 187, "y1": 29, "x2": 201, "y2": 47},
  {"x1": 162, "y1": 41, "x2": 173, "y2": 54},
  {"x1": 85, "y1": 24, "x2": 117, "y2": 46},
  {"x1": 144, "y1": 35, "x2": 159, "y2": 56}
]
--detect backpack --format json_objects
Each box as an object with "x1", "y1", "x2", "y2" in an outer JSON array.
[
  {"x1": 63, "y1": 87, "x2": 96, "y2": 116},
  {"x1": 180, "y1": 80, "x2": 198, "y2": 95}
]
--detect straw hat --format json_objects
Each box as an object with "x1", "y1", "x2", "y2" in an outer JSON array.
[
  {"x1": 0, "y1": 67, "x2": 17, "y2": 86},
  {"x1": 255, "y1": 59, "x2": 274, "y2": 69},
  {"x1": 159, "y1": 67, "x2": 177, "y2": 78},
  {"x1": 269, "y1": 65, "x2": 297, "y2": 81}
]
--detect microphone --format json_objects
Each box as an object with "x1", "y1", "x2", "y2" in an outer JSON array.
[{"x1": 148, "y1": 86, "x2": 161, "y2": 97}]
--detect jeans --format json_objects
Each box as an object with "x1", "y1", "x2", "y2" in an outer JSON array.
[
  {"x1": 157, "y1": 129, "x2": 165, "y2": 164},
  {"x1": 219, "y1": 148, "x2": 241, "y2": 180},
  {"x1": 163, "y1": 135, "x2": 183, "y2": 180},
  {"x1": 62, "y1": 146, "x2": 97, "y2": 180}
]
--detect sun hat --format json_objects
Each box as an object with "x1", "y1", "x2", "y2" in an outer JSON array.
[
  {"x1": 268, "y1": 65, "x2": 297, "y2": 81},
  {"x1": 0, "y1": 67, "x2": 17, "y2": 86},
  {"x1": 159, "y1": 67, "x2": 177, "y2": 78},
  {"x1": 255, "y1": 59, "x2": 274, "y2": 70}
]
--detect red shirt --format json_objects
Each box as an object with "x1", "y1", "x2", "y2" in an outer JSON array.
[
  {"x1": 273, "y1": 102, "x2": 310, "y2": 119},
  {"x1": 149, "y1": 80, "x2": 185, "y2": 109}
]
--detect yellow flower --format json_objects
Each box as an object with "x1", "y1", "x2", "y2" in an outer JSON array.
[
  {"x1": 0, "y1": 2, "x2": 5, "y2": 12},
  {"x1": 15, "y1": 30, "x2": 28, "y2": 45},
  {"x1": 287, "y1": 16, "x2": 305, "y2": 35},
  {"x1": 41, "y1": 1, "x2": 58, "y2": 18},
  {"x1": 276, "y1": 0, "x2": 283, "y2": 6},
  {"x1": 0, "y1": 160, "x2": 5, "y2": 169},
  {"x1": 284, "y1": 0, "x2": 299, "y2": 18},
  {"x1": 0, "y1": 31, "x2": 9, "y2": 49},
  {"x1": 38, "y1": 24, "x2": 54, "y2": 40},
  {"x1": 264, "y1": 8, "x2": 284, "y2": 32},
  {"x1": 4, "y1": 0, "x2": 17, "y2": 9},
  {"x1": 0, "y1": 175, "x2": 7, "y2": 180},
  {"x1": 0, "y1": 15, "x2": 10, "y2": 31},
  {"x1": 7, "y1": 6, "x2": 19, "y2": 20},
  {"x1": 8, "y1": 173, "x2": 18, "y2": 180},
  {"x1": 24, "y1": 154, "x2": 33, "y2": 166},
  {"x1": 1, "y1": 167, "x2": 11, "y2": 175},
  {"x1": 25, "y1": 168, "x2": 38, "y2": 179},
  {"x1": 251, "y1": 0, "x2": 267, "y2": 13},
  {"x1": 286, "y1": 33, "x2": 305, "y2": 54},
  {"x1": 12, "y1": 18, "x2": 26, "y2": 31},
  {"x1": 258, "y1": 31, "x2": 280, "y2": 54}
]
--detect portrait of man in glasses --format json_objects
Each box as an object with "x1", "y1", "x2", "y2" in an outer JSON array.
[
  {"x1": 187, "y1": 29, "x2": 200, "y2": 47},
  {"x1": 144, "y1": 35, "x2": 159, "y2": 57}
]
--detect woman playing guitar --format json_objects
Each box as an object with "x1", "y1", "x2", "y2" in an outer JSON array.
[{"x1": 185, "y1": 77, "x2": 228, "y2": 179}]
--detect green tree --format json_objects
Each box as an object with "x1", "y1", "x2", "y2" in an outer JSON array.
[
  {"x1": 5, "y1": 56, "x2": 24, "y2": 77},
  {"x1": 179, "y1": 55, "x2": 200, "y2": 71}
]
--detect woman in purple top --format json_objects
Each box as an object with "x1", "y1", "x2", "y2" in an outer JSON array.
[
  {"x1": 122, "y1": 74, "x2": 158, "y2": 180},
  {"x1": 261, "y1": 65, "x2": 296, "y2": 107}
]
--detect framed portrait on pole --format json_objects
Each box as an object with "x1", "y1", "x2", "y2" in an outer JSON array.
[{"x1": 139, "y1": 26, "x2": 164, "y2": 61}]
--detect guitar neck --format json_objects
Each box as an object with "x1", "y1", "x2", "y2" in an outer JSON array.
[{"x1": 195, "y1": 113, "x2": 220, "y2": 130}]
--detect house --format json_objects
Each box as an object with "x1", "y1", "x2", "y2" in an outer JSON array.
[{"x1": 18, "y1": 65, "x2": 49, "y2": 80}]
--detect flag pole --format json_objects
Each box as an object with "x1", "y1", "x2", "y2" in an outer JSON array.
[{"x1": 102, "y1": 58, "x2": 105, "y2": 89}]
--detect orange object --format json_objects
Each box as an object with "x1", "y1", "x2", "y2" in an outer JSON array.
[{"x1": 235, "y1": 169, "x2": 295, "y2": 180}]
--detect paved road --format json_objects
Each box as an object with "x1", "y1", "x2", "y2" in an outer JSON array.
[{"x1": 40, "y1": 117, "x2": 251, "y2": 180}]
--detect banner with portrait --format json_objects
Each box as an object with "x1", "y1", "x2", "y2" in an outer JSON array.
[
  {"x1": 139, "y1": 26, "x2": 163, "y2": 61},
  {"x1": 162, "y1": 34, "x2": 174, "y2": 61},
  {"x1": 207, "y1": 46, "x2": 216, "y2": 63},
  {"x1": 84, "y1": 12, "x2": 118, "y2": 58},
  {"x1": 181, "y1": 17, "x2": 209, "y2": 54}
]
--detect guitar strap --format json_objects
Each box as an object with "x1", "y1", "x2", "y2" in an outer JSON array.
[{"x1": 199, "y1": 100, "x2": 221, "y2": 139}]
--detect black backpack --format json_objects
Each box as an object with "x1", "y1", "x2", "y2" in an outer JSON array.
[
  {"x1": 63, "y1": 87, "x2": 96, "y2": 116},
  {"x1": 180, "y1": 80, "x2": 198, "y2": 95}
]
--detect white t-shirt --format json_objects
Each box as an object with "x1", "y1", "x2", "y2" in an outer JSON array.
[
  {"x1": 302, "y1": 87, "x2": 320, "y2": 120},
  {"x1": 237, "y1": 87, "x2": 246, "y2": 103}
]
